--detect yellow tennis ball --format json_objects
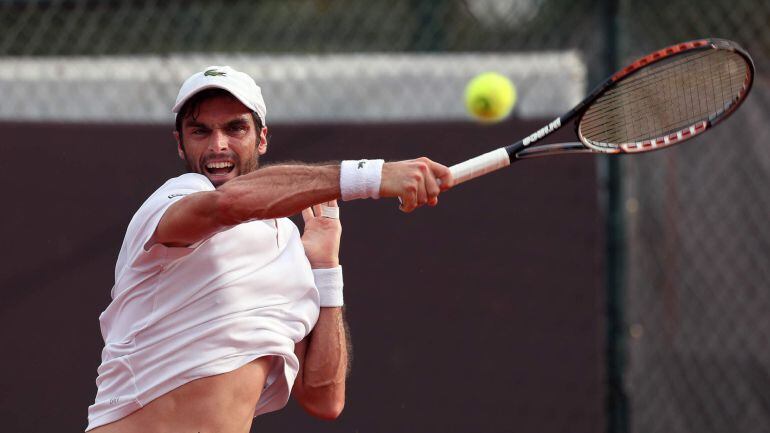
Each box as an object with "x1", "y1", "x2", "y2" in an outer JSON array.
[{"x1": 465, "y1": 72, "x2": 517, "y2": 123}]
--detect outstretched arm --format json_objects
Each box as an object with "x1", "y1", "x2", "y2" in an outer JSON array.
[{"x1": 153, "y1": 158, "x2": 453, "y2": 247}]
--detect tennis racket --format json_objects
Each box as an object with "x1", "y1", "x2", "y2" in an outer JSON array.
[{"x1": 448, "y1": 38, "x2": 755, "y2": 186}]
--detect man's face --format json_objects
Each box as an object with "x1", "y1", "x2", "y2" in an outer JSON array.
[{"x1": 174, "y1": 95, "x2": 267, "y2": 187}]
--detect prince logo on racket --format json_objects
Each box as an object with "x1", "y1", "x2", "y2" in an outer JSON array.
[
  {"x1": 86, "y1": 66, "x2": 454, "y2": 433},
  {"x1": 522, "y1": 118, "x2": 561, "y2": 146}
]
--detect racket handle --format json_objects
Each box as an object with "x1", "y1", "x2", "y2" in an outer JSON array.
[
  {"x1": 398, "y1": 147, "x2": 510, "y2": 206},
  {"x1": 446, "y1": 147, "x2": 511, "y2": 186}
]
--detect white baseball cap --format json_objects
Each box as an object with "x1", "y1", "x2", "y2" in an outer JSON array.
[{"x1": 173, "y1": 65, "x2": 267, "y2": 125}]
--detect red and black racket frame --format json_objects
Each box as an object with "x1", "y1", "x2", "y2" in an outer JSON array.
[{"x1": 508, "y1": 38, "x2": 755, "y2": 161}]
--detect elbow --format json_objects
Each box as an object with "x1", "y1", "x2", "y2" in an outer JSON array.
[
  {"x1": 303, "y1": 397, "x2": 345, "y2": 420},
  {"x1": 320, "y1": 397, "x2": 345, "y2": 420},
  {"x1": 295, "y1": 385, "x2": 346, "y2": 420}
]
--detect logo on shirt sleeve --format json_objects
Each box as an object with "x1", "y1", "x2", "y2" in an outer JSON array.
[{"x1": 168, "y1": 193, "x2": 190, "y2": 199}]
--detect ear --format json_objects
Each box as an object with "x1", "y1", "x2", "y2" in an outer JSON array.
[
  {"x1": 174, "y1": 131, "x2": 185, "y2": 160},
  {"x1": 257, "y1": 127, "x2": 268, "y2": 155}
]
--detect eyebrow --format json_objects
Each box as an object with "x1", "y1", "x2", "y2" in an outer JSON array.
[
  {"x1": 225, "y1": 118, "x2": 250, "y2": 128},
  {"x1": 183, "y1": 120, "x2": 209, "y2": 129},
  {"x1": 183, "y1": 117, "x2": 251, "y2": 129}
]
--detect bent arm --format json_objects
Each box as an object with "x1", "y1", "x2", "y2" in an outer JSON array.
[
  {"x1": 154, "y1": 164, "x2": 340, "y2": 247},
  {"x1": 153, "y1": 158, "x2": 454, "y2": 247},
  {"x1": 292, "y1": 307, "x2": 349, "y2": 419}
]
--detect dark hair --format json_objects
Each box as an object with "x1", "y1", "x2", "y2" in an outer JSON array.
[{"x1": 174, "y1": 88, "x2": 264, "y2": 149}]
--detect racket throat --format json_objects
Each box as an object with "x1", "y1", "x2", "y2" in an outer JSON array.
[{"x1": 522, "y1": 117, "x2": 562, "y2": 146}]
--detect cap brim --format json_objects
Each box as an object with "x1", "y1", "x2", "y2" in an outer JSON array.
[{"x1": 172, "y1": 83, "x2": 259, "y2": 115}]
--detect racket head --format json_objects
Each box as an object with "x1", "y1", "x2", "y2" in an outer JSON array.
[{"x1": 576, "y1": 39, "x2": 754, "y2": 154}]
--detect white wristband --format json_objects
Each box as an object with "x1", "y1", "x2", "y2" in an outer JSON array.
[
  {"x1": 340, "y1": 159, "x2": 384, "y2": 201},
  {"x1": 313, "y1": 266, "x2": 344, "y2": 307}
]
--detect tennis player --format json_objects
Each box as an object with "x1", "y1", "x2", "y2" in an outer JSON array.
[{"x1": 85, "y1": 66, "x2": 453, "y2": 432}]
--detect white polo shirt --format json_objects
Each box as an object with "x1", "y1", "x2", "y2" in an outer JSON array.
[{"x1": 87, "y1": 173, "x2": 320, "y2": 431}]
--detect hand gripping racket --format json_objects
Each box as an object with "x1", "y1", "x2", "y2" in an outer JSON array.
[{"x1": 448, "y1": 38, "x2": 754, "y2": 186}]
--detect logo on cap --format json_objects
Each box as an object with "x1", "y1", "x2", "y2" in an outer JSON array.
[{"x1": 204, "y1": 69, "x2": 227, "y2": 77}]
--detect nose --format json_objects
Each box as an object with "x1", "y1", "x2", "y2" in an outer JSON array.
[{"x1": 209, "y1": 129, "x2": 229, "y2": 152}]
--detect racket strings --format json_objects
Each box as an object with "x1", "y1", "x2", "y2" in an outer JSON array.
[
  {"x1": 582, "y1": 64, "x2": 741, "y2": 138},
  {"x1": 581, "y1": 52, "x2": 744, "y2": 139},
  {"x1": 580, "y1": 51, "x2": 742, "y2": 128},
  {"x1": 579, "y1": 49, "x2": 748, "y2": 145},
  {"x1": 583, "y1": 49, "x2": 716, "y2": 109},
  {"x1": 589, "y1": 54, "x2": 708, "y2": 110},
  {"x1": 581, "y1": 52, "x2": 745, "y2": 143}
]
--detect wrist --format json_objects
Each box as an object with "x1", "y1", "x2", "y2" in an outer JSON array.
[
  {"x1": 340, "y1": 159, "x2": 384, "y2": 201},
  {"x1": 313, "y1": 266, "x2": 344, "y2": 307},
  {"x1": 310, "y1": 258, "x2": 340, "y2": 269}
]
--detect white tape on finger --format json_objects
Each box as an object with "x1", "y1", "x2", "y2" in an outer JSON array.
[{"x1": 320, "y1": 205, "x2": 340, "y2": 219}]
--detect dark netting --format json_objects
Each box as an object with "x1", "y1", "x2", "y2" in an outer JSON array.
[
  {"x1": 0, "y1": 0, "x2": 603, "y2": 124},
  {"x1": 619, "y1": 1, "x2": 770, "y2": 432}
]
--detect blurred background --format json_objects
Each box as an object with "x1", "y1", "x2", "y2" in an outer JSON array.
[{"x1": 0, "y1": 1, "x2": 767, "y2": 432}]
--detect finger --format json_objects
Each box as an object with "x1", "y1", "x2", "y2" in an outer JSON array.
[
  {"x1": 301, "y1": 207, "x2": 314, "y2": 223},
  {"x1": 429, "y1": 161, "x2": 454, "y2": 189},
  {"x1": 400, "y1": 190, "x2": 417, "y2": 213},
  {"x1": 312, "y1": 203, "x2": 323, "y2": 218},
  {"x1": 323, "y1": 199, "x2": 341, "y2": 219},
  {"x1": 409, "y1": 160, "x2": 431, "y2": 208},
  {"x1": 399, "y1": 200, "x2": 414, "y2": 213},
  {"x1": 416, "y1": 182, "x2": 428, "y2": 208},
  {"x1": 320, "y1": 204, "x2": 340, "y2": 220},
  {"x1": 428, "y1": 196, "x2": 438, "y2": 207},
  {"x1": 424, "y1": 167, "x2": 441, "y2": 203}
]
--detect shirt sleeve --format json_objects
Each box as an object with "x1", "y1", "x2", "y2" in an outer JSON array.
[{"x1": 128, "y1": 173, "x2": 215, "y2": 260}]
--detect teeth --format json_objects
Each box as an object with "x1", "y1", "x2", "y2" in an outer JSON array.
[{"x1": 206, "y1": 161, "x2": 234, "y2": 169}]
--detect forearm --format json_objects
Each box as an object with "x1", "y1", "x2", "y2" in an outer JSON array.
[
  {"x1": 293, "y1": 307, "x2": 348, "y2": 419},
  {"x1": 154, "y1": 157, "x2": 453, "y2": 248},
  {"x1": 217, "y1": 163, "x2": 341, "y2": 224}
]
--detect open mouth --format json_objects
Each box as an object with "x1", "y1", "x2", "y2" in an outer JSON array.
[{"x1": 204, "y1": 161, "x2": 236, "y2": 177}]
